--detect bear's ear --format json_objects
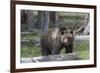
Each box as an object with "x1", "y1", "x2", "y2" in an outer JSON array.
[
  {"x1": 61, "y1": 31, "x2": 64, "y2": 35},
  {"x1": 60, "y1": 27, "x2": 67, "y2": 35},
  {"x1": 59, "y1": 27, "x2": 67, "y2": 31},
  {"x1": 70, "y1": 30, "x2": 74, "y2": 35}
]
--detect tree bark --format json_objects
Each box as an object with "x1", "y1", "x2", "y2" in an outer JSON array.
[
  {"x1": 38, "y1": 11, "x2": 49, "y2": 35},
  {"x1": 49, "y1": 12, "x2": 58, "y2": 27},
  {"x1": 27, "y1": 10, "x2": 35, "y2": 31}
]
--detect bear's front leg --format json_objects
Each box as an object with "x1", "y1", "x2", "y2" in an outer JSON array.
[
  {"x1": 65, "y1": 44, "x2": 73, "y2": 53},
  {"x1": 51, "y1": 48, "x2": 61, "y2": 55}
]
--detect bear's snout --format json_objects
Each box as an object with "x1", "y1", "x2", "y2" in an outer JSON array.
[{"x1": 64, "y1": 38, "x2": 68, "y2": 43}]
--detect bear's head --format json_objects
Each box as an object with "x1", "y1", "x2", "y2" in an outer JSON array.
[{"x1": 60, "y1": 27, "x2": 74, "y2": 46}]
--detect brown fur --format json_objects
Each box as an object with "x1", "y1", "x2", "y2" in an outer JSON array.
[{"x1": 40, "y1": 27, "x2": 74, "y2": 56}]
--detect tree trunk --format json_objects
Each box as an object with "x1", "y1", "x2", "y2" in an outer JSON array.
[
  {"x1": 37, "y1": 11, "x2": 44, "y2": 29},
  {"x1": 21, "y1": 10, "x2": 27, "y2": 24},
  {"x1": 49, "y1": 12, "x2": 58, "y2": 27},
  {"x1": 37, "y1": 11, "x2": 49, "y2": 34},
  {"x1": 27, "y1": 10, "x2": 35, "y2": 31}
]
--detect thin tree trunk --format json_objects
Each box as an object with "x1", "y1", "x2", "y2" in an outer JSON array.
[
  {"x1": 49, "y1": 12, "x2": 58, "y2": 27},
  {"x1": 38, "y1": 11, "x2": 49, "y2": 35},
  {"x1": 27, "y1": 10, "x2": 35, "y2": 31},
  {"x1": 37, "y1": 11, "x2": 44, "y2": 29}
]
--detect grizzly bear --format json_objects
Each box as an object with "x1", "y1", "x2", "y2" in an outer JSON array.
[{"x1": 40, "y1": 27, "x2": 74, "y2": 56}]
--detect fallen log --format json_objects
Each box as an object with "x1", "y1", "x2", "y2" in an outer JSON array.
[
  {"x1": 21, "y1": 53, "x2": 81, "y2": 63},
  {"x1": 74, "y1": 35, "x2": 89, "y2": 41}
]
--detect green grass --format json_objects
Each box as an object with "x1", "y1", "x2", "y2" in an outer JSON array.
[
  {"x1": 21, "y1": 45, "x2": 41, "y2": 58},
  {"x1": 21, "y1": 41, "x2": 89, "y2": 60},
  {"x1": 21, "y1": 32, "x2": 38, "y2": 40},
  {"x1": 74, "y1": 41, "x2": 89, "y2": 60}
]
